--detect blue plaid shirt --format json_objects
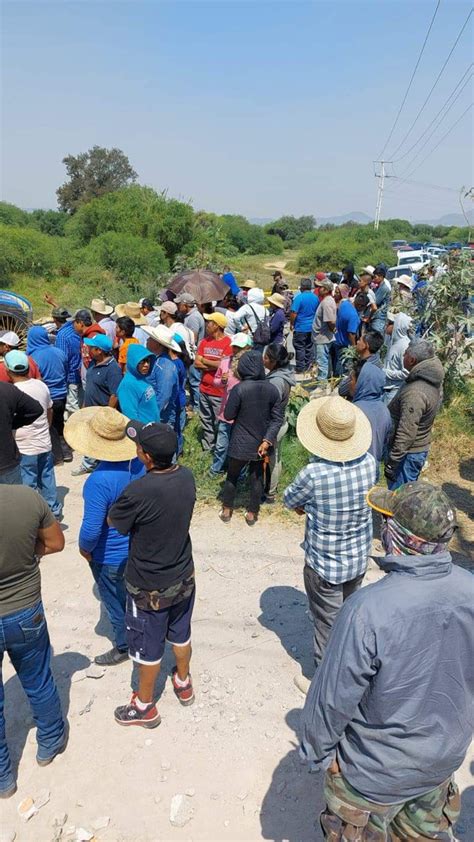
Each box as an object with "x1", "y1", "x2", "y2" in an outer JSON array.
[{"x1": 283, "y1": 453, "x2": 377, "y2": 584}]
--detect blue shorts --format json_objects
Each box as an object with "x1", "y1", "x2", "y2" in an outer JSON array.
[{"x1": 125, "y1": 588, "x2": 195, "y2": 665}]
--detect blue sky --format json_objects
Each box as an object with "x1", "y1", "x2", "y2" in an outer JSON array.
[{"x1": 1, "y1": 0, "x2": 472, "y2": 220}]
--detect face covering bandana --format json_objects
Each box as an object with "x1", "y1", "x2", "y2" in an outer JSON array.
[{"x1": 381, "y1": 517, "x2": 450, "y2": 556}]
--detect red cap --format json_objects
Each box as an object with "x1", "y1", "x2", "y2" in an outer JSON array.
[{"x1": 315, "y1": 272, "x2": 327, "y2": 282}]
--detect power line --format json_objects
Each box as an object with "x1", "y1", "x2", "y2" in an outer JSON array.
[
  {"x1": 389, "y1": 177, "x2": 458, "y2": 193},
  {"x1": 377, "y1": 0, "x2": 441, "y2": 160},
  {"x1": 391, "y1": 64, "x2": 473, "y2": 163},
  {"x1": 388, "y1": 7, "x2": 473, "y2": 159},
  {"x1": 394, "y1": 103, "x2": 473, "y2": 187}
]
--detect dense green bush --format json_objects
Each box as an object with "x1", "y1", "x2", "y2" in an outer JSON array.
[
  {"x1": 66, "y1": 185, "x2": 194, "y2": 261},
  {"x1": 0, "y1": 224, "x2": 59, "y2": 278},
  {"x1": 82, "y1": 231, "x2": 169, "y2": 291},
  {"x1": 265, "y1": 215, "x2": 316, "y2": 241},
  {"x1": 29, "y1": 209, "x2": 68, "y2": 237},
  {"x1": 0, "y1": 202, "x2": 30, "y2": 227},
  {"x1": 298, "y1": 225, "x2": 395, "y2": 272}
]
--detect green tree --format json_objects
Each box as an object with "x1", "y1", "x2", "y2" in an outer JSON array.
[
  {"x1": 265, "y1": 215, "x2": 316, "y2": 242},
  {"x1": 57, "y1": 146, "x2": 138, "y2": 214},
  {"x1": 0, "y1": 202, "x2": 29, "y2": 227},
  {"x1": 29, "y1": 209, "x2": 68, "y2": 236},
  {"x1": 420, "y1": 253, "x2": 473, "y2": 401},
  {"x1": 66, "y1": 185, "x2": 194, "y2": 261}
]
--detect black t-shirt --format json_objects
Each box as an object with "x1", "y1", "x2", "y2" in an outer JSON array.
[{"x1": 109, "y1": 466, "x2": 196, "y2": 590}]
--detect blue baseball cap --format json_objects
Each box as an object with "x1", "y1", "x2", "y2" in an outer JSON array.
[
  {"x1": 4, "y1": 350, "x2": 29, "y2": 373},
  {"x1": 83, "y1": 334, "x2": 113, "y2": 353}
]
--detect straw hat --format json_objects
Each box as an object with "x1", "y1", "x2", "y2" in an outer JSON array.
[
  {"x1": 90, "y1": 298, "x2": 114, "y2": 316},
  {"x1": 296, "y1": 395, "x2": 372, "y2": 461},
  {"x1": 63, "y1": 407, "x2": 137, "y2": 462},
  {"x1": 115, "y1": 302, "x2": 147, "y2": 325},
  {"x1": 267, "y1": 293, "x2": 286, "y2": 309},
  {"x1": 143, "y1": 324, "x2": 181, "y2": 352},
  {"x1": 241, "y1": 279, "x2": 256, "y2": 289}
]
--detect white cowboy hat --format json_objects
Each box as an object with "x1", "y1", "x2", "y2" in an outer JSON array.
[
  {"x1": 90, "y1": 298, "x2": 114, "y2": 316},
  {"x1": 143, "y1": 324, "x2": 181, "y2": 353},
  {"x1": 64, "y1": 407, "x2": 137, "y2": 462},
  {"x1": 296, "y1": 395, "x2": 372, "y2": 461}
]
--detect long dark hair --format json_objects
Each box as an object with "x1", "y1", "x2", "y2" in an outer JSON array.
[{"x1": 265, "y1": 342, "x2": 294, "y2": 368}]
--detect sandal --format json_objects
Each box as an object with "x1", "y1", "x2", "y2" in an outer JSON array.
[
  {"x1": 245, "y1": 512, "x2": 258, "y2": 526},
  {"x1": 219, "y1": 508, "x2": 232, "y2": 523}
]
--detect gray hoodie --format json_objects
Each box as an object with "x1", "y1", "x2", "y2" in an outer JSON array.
[
  {"x1": 301, "y1": 550, "x2": 474, "y2": 803},
  {"x1": 266, "y1": 365, "x2": 296, "y2": 416},
  {"x1": 383, "y1": 313, "x2": 412, "y2": 390}
]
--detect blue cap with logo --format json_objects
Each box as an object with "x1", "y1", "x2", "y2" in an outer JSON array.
[{"x1": 83, "y1": 334, "x2": 113, "y2": 353}]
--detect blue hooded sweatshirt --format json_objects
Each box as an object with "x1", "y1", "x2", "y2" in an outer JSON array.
[
  {"x1": 116, "y1": 344, "x2": 159, "y2": 423},
  {"x1": 353, "y1": 363, "x2": 392, "y2": 470},
  {"x1": 27, "y1": 325, "x2": 68, "y2": 400}
]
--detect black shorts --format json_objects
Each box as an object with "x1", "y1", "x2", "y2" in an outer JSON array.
[{"x1": 125, "y1": 588, "x2": 195, "y2": 665}]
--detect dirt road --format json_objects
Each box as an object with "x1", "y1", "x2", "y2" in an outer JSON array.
[{"x1": 2, "y1": 462, "x2": 473, "y2": 842}]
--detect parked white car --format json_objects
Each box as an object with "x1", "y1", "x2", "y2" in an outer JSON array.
[{"x1": 396, "y1": 249, "x2": 431, "y2": 265}]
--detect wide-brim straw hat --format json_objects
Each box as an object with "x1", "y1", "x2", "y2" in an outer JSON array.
[
  {"x1": 115, "y1": 302, "x2": 147, "y2": 325},
  {"x1": 142, "y1": 324, "x2": 181, "y2": 352},
  {"x1": 64, "y1": 407, "x2": 137, "y2": 462},
  {"x1": 90, "y1": 298, "x2": 114, "y2": 316},
  {"x1": 267, "y1": 293, "x2": 286, "y2": 309},
  {"x1": 296, "y1": 395, "x2": 372, "y2": 461}
]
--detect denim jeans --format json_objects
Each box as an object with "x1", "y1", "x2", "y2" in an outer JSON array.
[
  {"x1": 314, "y1": 342, "x2": 334, "y2": 382},
  {"x1": 210, "y1": 421, "x2": 232, "y2": 474},
  {"x1": 388, "y1": 450, "x2": 428, "y2": 490},
  {"x1": 89, "y1": 562, "x2": 127, "y2": 651},
  {"x1": 0, "y1": 600, "x2": 65, "y2": 790},
  {"x1": 20, "y1": 452, "x2": 62, "y2": 517},
  {"x1": 187, "y1": 364, "x2": 202, "y2": 409},
  {"x1": 65, "y1": 382, "x2": 84, "y2": 420},
  {"x1": 268, "y1": 421, "x2": 288, "y2": 496},
  {"x1": 0, "y1": 464, "x2": 22, "y2": 485}
]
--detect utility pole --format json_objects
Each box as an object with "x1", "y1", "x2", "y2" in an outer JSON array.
[
  {"x1": 459, "y1": 185, "x2": 473, "y2": 241},
  {"x1": 373, "y1": 161, "x2": 393, "y2": 230}
]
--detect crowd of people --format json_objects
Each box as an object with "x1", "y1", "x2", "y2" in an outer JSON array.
[{"x1": 0, "y1": 261, "x2": 472, "y2": 841}]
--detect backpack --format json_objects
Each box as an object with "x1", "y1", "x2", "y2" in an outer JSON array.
[{"x1": 245, "y1": 304, "x2": 271, "y2": 346}]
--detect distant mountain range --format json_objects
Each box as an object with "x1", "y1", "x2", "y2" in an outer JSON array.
[
  {"x1": 316, "y1": 211, "x2": 373, "y2": 227},
  {"x1": 415, "y1": 211, "x2": 474, "y2": 227}
]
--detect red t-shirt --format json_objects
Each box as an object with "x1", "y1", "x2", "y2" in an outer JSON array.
[
  {"x1": 0, "y1": 356, "x2": 41, "y2": 382},
  {"x1": 197, "y1": 336, "x2": 232, "y2": 396}
]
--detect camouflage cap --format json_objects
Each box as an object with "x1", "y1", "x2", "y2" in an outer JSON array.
[{"x1": 367, "y1": 481, "x2": 457, "y2": 542}]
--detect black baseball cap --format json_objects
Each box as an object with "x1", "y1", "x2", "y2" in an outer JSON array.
[{"x1": 126, "y1": 420, "x2": 177, "y2": 458}]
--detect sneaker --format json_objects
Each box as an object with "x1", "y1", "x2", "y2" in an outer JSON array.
[
  {"x1": 0, "y1": 781, "x2": 17, "y2": 799},
  {"x1": 94, "y1": 646, "x2": 129, "y2": 667},
  {"x1": 36, "y1": 730, "x2": 69, "y2": 766},
  {"x1": 114, "y1": 693, "x2": 161, "y2": 728},
  {"x1": 262, "y1": 493, "x2": 276, "y2": 505},
  {"x1": 71, "y1": 465, "x2": 94, "y2": 477},
  {"x1": 172, "y1": 668, "x2": 195, "y2": 706}
]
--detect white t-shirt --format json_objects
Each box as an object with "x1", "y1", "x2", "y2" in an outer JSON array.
[{"x1": 14, "y1": 380, "x2": 53, "y2": 455}]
